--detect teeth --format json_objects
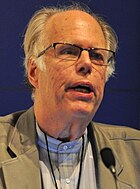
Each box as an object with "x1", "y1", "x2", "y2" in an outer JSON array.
[
  {"x1": 74, "y1": 85, "x2": 91, "y2": 93},
  {"x1": 74, "y1": 88, "x2": 89, "y2": 93}
]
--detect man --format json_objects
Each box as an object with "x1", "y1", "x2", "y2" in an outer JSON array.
[{"x1": 0, "y1": 4, "x2": 139, "y2": 189}]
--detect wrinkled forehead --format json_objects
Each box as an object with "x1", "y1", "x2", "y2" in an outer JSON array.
[{"x1": 43, "y1": 10, "x2": 105, "y2": 47}]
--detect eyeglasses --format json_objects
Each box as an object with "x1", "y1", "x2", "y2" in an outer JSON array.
[{"x1": 37, "y1": 42, "x2": 115, "y2": 66}]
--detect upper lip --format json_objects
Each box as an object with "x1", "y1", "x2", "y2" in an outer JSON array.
[{"x1": 65, "y1": 81, "x2": 95, "y2": 93}]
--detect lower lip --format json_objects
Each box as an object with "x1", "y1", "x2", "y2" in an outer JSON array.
[{"x1": 66, "y1": 89, "x2": 94, "y2": 101}]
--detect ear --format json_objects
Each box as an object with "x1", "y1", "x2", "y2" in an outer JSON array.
[{"x1": 27, "y1": 57, "x2": 39, "y2": 89}]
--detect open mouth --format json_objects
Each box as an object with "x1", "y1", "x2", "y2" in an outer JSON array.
[
  {"x1": 70, "y1": 85, "x2": 92, "y2": 93},
  {"x1": 66, "y1": 82, "x2": 94, "y2": 94}
]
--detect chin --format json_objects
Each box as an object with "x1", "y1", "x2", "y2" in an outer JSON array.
[{"x1": 71, "y1": 103, "x2": 96, "y2": 119}]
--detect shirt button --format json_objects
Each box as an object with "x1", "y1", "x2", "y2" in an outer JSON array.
[
  {"x1": 66, "y1": 178, "x2": 70, "y2": 184},
  {"x1": 63, "y1": 145, "x2": 68, "y2": 150}
]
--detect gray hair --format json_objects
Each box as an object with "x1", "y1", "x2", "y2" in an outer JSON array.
[{"x1": 23, "y1": 3, "x2": 118, "y2": 91}]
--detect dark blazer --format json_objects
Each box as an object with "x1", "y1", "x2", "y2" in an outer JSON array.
[{"x1": 0, "y1": 107, "x2": 140, "y2": 189}]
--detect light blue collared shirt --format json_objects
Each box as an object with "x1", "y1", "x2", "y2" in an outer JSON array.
[{"x1": 36, "y1": 124, "x2": 97, "y2": 189}]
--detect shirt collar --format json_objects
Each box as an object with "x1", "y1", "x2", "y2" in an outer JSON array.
[{"x1": 36, "y1": 122, "x2": 87, "y2": 153}]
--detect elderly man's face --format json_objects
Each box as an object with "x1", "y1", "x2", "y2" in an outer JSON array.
[{"x1": 31, "y1": 10, "x2": 106, "y2": 123}]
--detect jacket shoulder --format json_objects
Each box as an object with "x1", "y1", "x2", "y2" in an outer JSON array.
[
  {"x1": 0, "y1": 110, "x2": 25, "y2": 125},
  {"x1": 0, "y1": 110, "x2": 26, "y2": 140},
  {"x1": 93, "y1": 122, "x2": 140, "y2": 140}
]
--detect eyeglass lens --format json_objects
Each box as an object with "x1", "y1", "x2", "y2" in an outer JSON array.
[{"x1": 54, "y1": 44, "x2": 113, "y2": 65}]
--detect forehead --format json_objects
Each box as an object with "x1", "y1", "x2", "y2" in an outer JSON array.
[{"x1": 44, "y1": 10, "x2": 105, "y2": 47}]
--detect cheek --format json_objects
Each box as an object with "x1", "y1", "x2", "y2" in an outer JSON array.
[
  {"x1": 39, "y1": 62, "x2": 67, "y2": 98},
  {"x1": 50, "y1": 66, "x2": 66, "y2": 89},
  {"x1": 92, "y1": 65, "x2": 106, "y2": 87},
  {"x1": 92, "y1": 70, "x2": 106, "y2": 102},
  {"x1": 93, "y1": 65, "x2": 107, "y2": 81},
  {"x1": 98, "y1": 82, "x2": 105, "y2": 99},
  {"x1": 48, "y1": 59, "x2": 73, "y2": 85},
  {"x1": 101, "y1": 67, "x2": 107, "y2": 81}
]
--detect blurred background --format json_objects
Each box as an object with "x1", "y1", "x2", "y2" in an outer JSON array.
[{"x1": 0, "y1": 0, "x2": 139, "y2": 129}]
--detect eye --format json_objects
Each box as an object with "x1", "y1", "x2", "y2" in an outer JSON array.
[
  {"x1": 56, "y1": 44, "x2": 79, "y2": 57},
  {"x1": 89, "y1": 50, "x2": 104, "y2": 61}
]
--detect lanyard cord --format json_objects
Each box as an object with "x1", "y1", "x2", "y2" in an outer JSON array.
[
  {"x1": 76, "y1": 135, "x2": 85, "y2": 189},
  {"x1": 44, "y1": 134, "x2": 85, "y2": 189}
]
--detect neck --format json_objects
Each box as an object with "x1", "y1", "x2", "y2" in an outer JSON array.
[
  {"x1": 35, "y1": 112, "x2": 90, "y2": 142},
  {"x1": 34, "y1": 103, "x2": 92, "y2": 141},
  {"x1": 39, "y1": 119, "x2": 87, "y2": 141}
]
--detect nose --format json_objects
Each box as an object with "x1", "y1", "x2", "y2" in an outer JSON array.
[{"x1": 75, "y1": 51, "x2": 92, "y2": 75}]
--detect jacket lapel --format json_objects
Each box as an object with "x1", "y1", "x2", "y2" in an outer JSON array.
[
  {"x1": 92, "y1": 123, "x2": 135, "y2": 189},
  {"x1": 1, "y1": 107, "x2": 42, "y2": 189},
  {"x1": 1, "y1": 146, "x2": 41, "y2": 189}
]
